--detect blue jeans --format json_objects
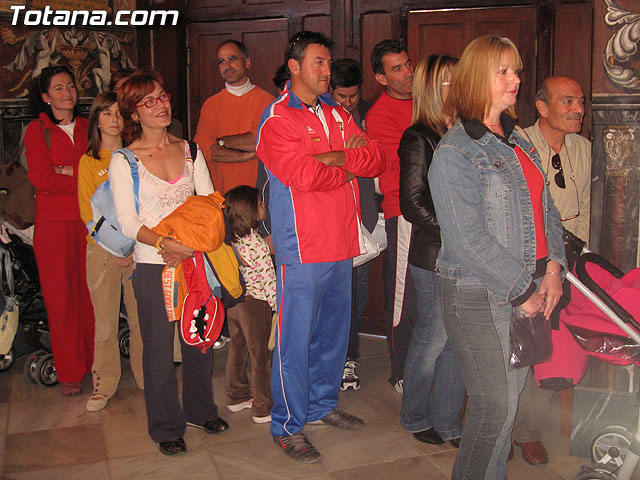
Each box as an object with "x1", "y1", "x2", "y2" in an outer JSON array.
[
  {"x1": 441, "y1": 277, "x2": 528, "y2": 480},
  {"x1": 401, "y1": 265, "x2": 464, "y2": 439}
]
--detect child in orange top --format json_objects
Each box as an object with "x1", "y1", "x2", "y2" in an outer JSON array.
[{"x1": 224, "y1": 186, "x2": 276, "y2": 423}]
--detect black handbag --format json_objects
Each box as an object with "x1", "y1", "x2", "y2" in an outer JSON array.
[{"x1": 509, "y1": 310, "x2": 553, "y2": 368}]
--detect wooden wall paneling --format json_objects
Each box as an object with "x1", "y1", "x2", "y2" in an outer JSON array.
[
  {"x1": 554, "y1": 2, "x2": 593, "y2": 140},
  {"x1": 407, "y1": 6, "x2": 537, "y2": 126},
  {"x1": 187, "y1": 18, "x2": 288, "y2": 136},
  {"x1": 187, "y1": 0, "x2": 327, "y2": 23},
  {"x1": 302, "y1": 14, "x2": 332, "y2": 38},
  {"x1": 360, "y1": 11, "x2": 393, "y2": 102}
]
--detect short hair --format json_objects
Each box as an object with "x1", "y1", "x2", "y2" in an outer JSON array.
[
  {"x1": 224, "y1": 185, "x2": 262, "y2": 240},
  {"x1": 273, "y1": 63, "x2": 290, "y2": 91},
  {"x1": 536, "y1": 77, "x2": 554, "y2": 104},
  {"x1": 118, "y1": 69, "x2": 167, "y2": 145},
  {"x1": 87, "y1": 91, "x2": 118, "y2": 160},
  {"x1": 412, "y1": 55, "x2": 458, "y2": 136},
  {"x1": 330, "y1": 58, "x2": 363, "y2": 90},
  {"x1": 217, "y1": 39, "x2": 249, "y2": 58},
  {"x1": 444, "y1": 35, "x2": 523, "y2": 123},
  {"x1": 370, "y1": 39, "x2": 406, "y2": 75},
  {"x1": 285, "y1": 31, "x2": 333, "y2": 69},
  {"x1": 31, "y1": 65, "x2": 80, "y2": 123},
  {"x1": 109, "y1": 68, "x2": 136, "y2": 92}
]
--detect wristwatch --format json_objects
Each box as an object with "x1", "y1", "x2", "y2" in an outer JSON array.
[{"x1": 218, "y1": 138, "x2": 225, "y2": 147}]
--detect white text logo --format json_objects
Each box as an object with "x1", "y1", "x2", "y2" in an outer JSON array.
[{"x1": 10, "y1": 6, "x2": 179, "y2": 27}]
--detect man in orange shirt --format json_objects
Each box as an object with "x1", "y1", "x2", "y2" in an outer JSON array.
[{"x1": 194, "y1": 40, "x2": 274, "y2": 194}]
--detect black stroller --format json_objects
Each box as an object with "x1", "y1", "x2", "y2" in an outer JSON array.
[{"x1": 0, "y1": 225, "x2": 133, "y2": 386}]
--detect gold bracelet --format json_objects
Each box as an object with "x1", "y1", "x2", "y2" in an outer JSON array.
[
  {"x1": 545, "y1": 271, "x2": 561, "y2": 276},
  {"x1": 154, "y1": 236, "x2": 165, "y2": 251}
]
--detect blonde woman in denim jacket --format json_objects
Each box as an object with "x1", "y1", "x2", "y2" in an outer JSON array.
[{"x1": 428, "y1": 35, "x2": 567, "y2": 480}]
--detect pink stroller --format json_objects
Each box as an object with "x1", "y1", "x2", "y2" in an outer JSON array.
[{"x1": 531, "y1": 232, "x2": 640, "y2": 480}]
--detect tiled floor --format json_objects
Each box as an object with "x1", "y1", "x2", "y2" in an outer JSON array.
[{"x1": 0, "y1": 335, "x2": 594, "y2": 479}]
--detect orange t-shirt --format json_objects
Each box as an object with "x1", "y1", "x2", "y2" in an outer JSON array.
[
  {"x1": 194, "y1": 86, "x2": 274, "y2": 194},
  {"x1": 514, "y1": 145, "x2": 548, "y2": 259}
]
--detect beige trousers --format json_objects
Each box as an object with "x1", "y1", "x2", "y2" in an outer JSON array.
[{"x1": 86, "y1": 242, "x2": 143, "y2": 393}]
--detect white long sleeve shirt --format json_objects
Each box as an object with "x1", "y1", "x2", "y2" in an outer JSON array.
[{"x1": 109, "y1": 141, "x2": 214, "y2": 264}]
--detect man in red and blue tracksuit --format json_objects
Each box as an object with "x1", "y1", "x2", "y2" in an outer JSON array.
[{"x1": 256, "y1": 31, "x2": 384, "y2": 464}]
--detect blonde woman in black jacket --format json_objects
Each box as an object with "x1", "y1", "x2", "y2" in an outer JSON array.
[{"x1": 398, "y1": 55, "x2": 465, "y2": 447}]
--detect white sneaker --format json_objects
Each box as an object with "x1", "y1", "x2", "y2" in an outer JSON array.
[
  {"x1": 340, "y1": 360, "x2": 360, "y2": 391},
  {"x1": 86, "y1": 393, "x2": 112, "y2": 412},
  {"x1": 252, "y1": 414, "x2": 271, "y2": 424},
  {"x1": 227, "y1": 398, "x2": 253, "y2": 412},
  {"x1": 394, "y1": 379, "x2": 404, "y2": 394},
  {"x1": 212, "y1": 335, "x2": 230, "y2": 350}
]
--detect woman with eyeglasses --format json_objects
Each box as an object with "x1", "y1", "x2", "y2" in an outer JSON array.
[
  {"x1": 110, "y1": 70, "x2": 228, "y2": 456},
  {"x1": 428, "y1": 36, "x2": 567, "y2": 479},
  {"x1": 25, "y1": 65, "x2": 95, "y2": 397}
]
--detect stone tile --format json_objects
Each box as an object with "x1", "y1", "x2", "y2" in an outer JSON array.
[
  {"x1": 3, "y1": 424, "x2": 106, "y2": 473},
  {"x1": 6, "y1": 461, "x2": 110, "y2": 479},
  {"x1": 332, "y1": 455, "x2": 447, "y2": 480},
  {"x1": 97, "y1": 386, "x2": 145, "y2": 423},
  {"x1": 335, "y1": 389, "x2": 386, "y2": 422},
  {"x1": 423, "y1": 449, "x2": 457, "y2": 479},
  {"x1": 201, "y1": 406, "x2": 270, "y2": 447},
  {"x1": 0, "y1": 401, "x2": 8, "y2": 434},
  {"x1": 353, "y1": 373, "x2": 403, "y2": 420},
  {"x1": 305, "y1": 418, "x2": 419, "y2": 472},
  {"x1": 7, "y1": 392, "x2": 100, "y2": 434},
  {"x1": 0, "y1": 368, "x2": 12, "y2": 403},
  {"x1": 8, "y1": 361, "x2": 92, "y2": 403},
  {"x1": 108, "y1": 449, "x2": 221, "y2": 480},
  {"x1": 102, "y1": 416, "x2": 205, "y2": 459},
  {"x1": 210, "y1": 434, "x2": 328, "y2": 479},
  {"x1": 358, "y1": 334, "x2": 389, "y2": 359}
]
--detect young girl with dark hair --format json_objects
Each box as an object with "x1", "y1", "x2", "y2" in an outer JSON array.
[
  {"x1": 77, "y1": 92, "x2": 143, "y2": 411},
  {"x1": 224, "y1": 185, "x2": 275, "y2": 424},
  {"x1": 24, "y1": 65, "x2": 95, "y2": 396}
]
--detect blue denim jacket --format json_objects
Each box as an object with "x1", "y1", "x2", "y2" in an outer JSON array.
[{"x1": 428, "y1": 116, "x2": 567, "y2": 306}]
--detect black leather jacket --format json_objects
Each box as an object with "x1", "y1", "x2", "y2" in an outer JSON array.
[{"x1": 398, "y1": 122, "x2": 442, "y2": 271}]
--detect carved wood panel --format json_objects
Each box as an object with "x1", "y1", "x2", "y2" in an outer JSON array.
[{"x1": 407, "y1": 6, "x2": 537, "y2": 126}]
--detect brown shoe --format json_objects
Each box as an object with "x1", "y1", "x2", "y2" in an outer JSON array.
[{"x1": 515, "y1": 441, "x2": 548, "y2": 465}]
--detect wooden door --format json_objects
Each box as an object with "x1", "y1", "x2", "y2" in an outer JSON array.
[
  {"x1": 187, "y1": 19, "x2": 288, "y2": 136},
  {"x1": 407, "y1": 6, "x2": 538, "y2": 127}
]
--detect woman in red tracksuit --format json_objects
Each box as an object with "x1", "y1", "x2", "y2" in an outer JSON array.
[{"x1": 24, "y1": 65, "x2": 95, "y2": 396}]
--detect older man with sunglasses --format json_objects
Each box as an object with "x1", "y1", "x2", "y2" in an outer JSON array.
[{"x1": 511, "y1": 75, "x2": 591, "y2": 465}]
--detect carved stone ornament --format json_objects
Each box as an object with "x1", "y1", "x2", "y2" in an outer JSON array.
[
  {"x1": 603, "y1": 126, "x2": 635, "y2": 173},
  {"x1": 604, "y1": 0, "x2": 640, "y2": 91}
]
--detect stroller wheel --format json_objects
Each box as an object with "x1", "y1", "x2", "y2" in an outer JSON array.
[
  {"x1": 118, "y1": 327, "x2": 130, "y2": 359},
  {"x1": 576, "y1": 463, "x2": 618, "y2": 479},
  {"x1": 23, "y1": 349, "x2": 46, "y2": 384},
  {"x1": 0, "y1": 347, "x2": 16, "y2": 371},
  {"x1": 34, "y1": 353, "x2": 58, "y2": 387},
  {"x1": 591, "y1": 425, "x2": 632, "y2": 468}
]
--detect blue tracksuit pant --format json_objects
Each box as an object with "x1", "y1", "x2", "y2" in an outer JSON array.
[{"x1": 270, "y1": 260, "x2": 351, "y2": 437}]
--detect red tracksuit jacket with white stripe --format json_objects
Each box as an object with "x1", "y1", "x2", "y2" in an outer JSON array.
[{"x1": 256, "y1": 89, "x2": 384, "y2": 265}]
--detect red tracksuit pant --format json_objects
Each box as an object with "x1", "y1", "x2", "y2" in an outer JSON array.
[{"x1": 33, "y1": 219, "x2": 95, "y2": 383}]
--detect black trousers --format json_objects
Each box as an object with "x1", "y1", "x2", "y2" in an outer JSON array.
[{"x1": 133, "y1": 263, "x2": 218, "y2": 443}]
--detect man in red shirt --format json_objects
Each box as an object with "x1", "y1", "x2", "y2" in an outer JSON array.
[{"x1": 365, "y1": 40, "x2": 416, "y2": 393}]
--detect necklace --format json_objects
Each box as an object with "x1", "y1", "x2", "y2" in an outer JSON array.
[{"x1": 484, "y1": 123, "x2": 500, "y2": 127}]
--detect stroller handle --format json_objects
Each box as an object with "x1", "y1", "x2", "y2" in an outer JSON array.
[{"x1": 574, "y1": 252, "x2": 637, "y2": 329}]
